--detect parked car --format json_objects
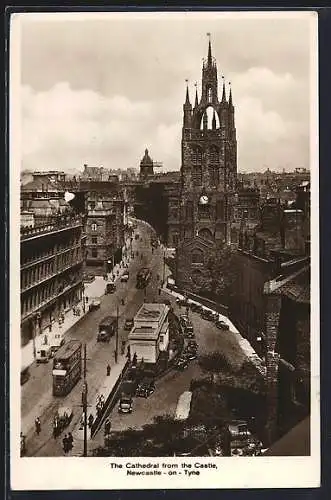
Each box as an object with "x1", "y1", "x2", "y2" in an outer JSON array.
[
  {"x1": 105, "y1": 282, "x2": 116, "y2": 294},
  {"x1": 135, "y1": 378, "x2": 155, "y2": 398},
  {"x1": 89, "y1": 298, "x2": 101, "y2": 311},
  {"x1": 211, "y1": 311, "x2": 219, "y2": 321},
  {"x1": 195, "y1": 304, "x2": 204, "y2": 314},
  {"x1": 176, "y1": 297, "x2": 188, "y2": 307},
  {"x1": 186, "y1": 351, "x2": 198, "y2": 361},
  {"x1": 201, "y1": 309, "x2": 214, "y2": 321},
  {"x1": 124, "y1": 318, "x2": 134, "y2": 331},
  {"x1": 175, "y1": 357, "x2": 189, "y2": 371},
  {"x1": 118, "y1": 394, "x2": 133, "y2": 414},
  {"x1": 216, "y1": 319, "x2": 230, "y2": 330},
  {"x1": 187, "y1": 340, "x2": 198, "y2": 351},
  {"x1": 120, "y1": 272, "x2": 130, "y2": 282},
  {"x1": 190, "y1": 302, "x2": 200, "y2": 312}
]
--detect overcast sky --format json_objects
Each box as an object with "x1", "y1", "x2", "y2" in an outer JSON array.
[{"x1": 14, "y1": 12, "x2": 316, "y2": 173}]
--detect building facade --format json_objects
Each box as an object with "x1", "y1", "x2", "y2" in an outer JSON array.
[
  {"x1": 83, "y1": 179, "x2": 126, "y2": 270},
  {"x1": 174, "y1": 38, "x2": 238, "y2": 291},
  {"x1": 20, "y1": 215, "x2": 86, "y2": 356}
]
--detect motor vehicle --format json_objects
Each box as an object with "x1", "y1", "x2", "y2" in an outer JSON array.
[
  {"x1": 83, "y1": 274, "x2": 95, "y2": 283},
  {"x1": 118, "y1": 394, "x2": 133, "y2": 414},
  {"x1": 186, "y1": 351, "x2": 198, "y2": 361},
  {"x1": 211, "y1": 311, "x2": 219, "y2": 321},
  {"x1": 97, "y1": 316, "x2": 116, "y2": 342},
  {"x1": 105, "y1": 282, "x2": 116, "y2": 294},
  {"x1": 120, "y1": 271, "x2": 130, "y2": 283},
  {"x1": 20, "y1": 367, "x2": 30, "y2": 385},
  {"x1": 36, "y1": 344, "x2": 52, "y2": 363},
  {"x1": 135, "y1": 378, "x2": 155, "y2": 398},
  {"x1": 124, "y1": 318, "x2": 134, "y2": 331},
  {"x1": 187, "y1": 340, "x2": 198, "y2": 351},
  {"x1": 195, "y1": 304, "x2": 204, "y2": 314},
  {"x1": 89, "y1": 298, "x2": 101, "y2": 311},
  {"x1": 216, "y1": 319, "x2": 230, "y2": 330},
  {"x1": 202, "y1": 309, "x2": 215, "y2": 321},
  {"x1": 190, "y1": 302, "x2": 200, "y2": 312},
  {"x1": 175, "y1": 357, "x2": 189, "y2": 371}
]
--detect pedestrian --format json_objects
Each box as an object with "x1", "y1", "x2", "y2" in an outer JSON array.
[
  {"x1": 35, "y1": 417, "x2": 41, "y2": 435},
  {"x1": 62, "y1": 434, "x2": 69, "y2": 454},
  {"x1": 121, "y1": 298, "x2": 125, "y2": 306},
  {"x1": 100, "y1": 394, "x2": 105, "y2": 408},
  {"x1": 88, "y1": 414, "x2": 94, "y2": 429},
  {"x1": 158, "y1": 288, "x2": 161, "y2": 296},
  {"x1": 106, "y1": 364, "x2": 111, "y2": 376},
  {"x1": 104, "y1": 418, "x2": 111, "y2": 436},
  {"x1": 68, "y1": 432, "x2": 74, "y2": 451}
]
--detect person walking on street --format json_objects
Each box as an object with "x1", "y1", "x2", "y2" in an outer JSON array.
[
  {"x1": 88, "y1": 414, "x2": 94, "y2": 429},
  {"x1": 104, "y1": 418, "x2": 111, "y2": 436},
  {"x1": 67, "y1": 432, "x2": 74, "y2": 452},
  {"x1": 106, "y1": 364, "x2": 111, "y2": 376},
  {"x1": 62, "y1": 434, "x2": 69, "y2": 454},
  {"x1": 35, "y1": 417, "x2": 41, "y2": 435}
]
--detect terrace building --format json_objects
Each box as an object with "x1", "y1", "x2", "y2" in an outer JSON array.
[{"x1": 20, "y1": 215, "x2": 86, "y2": 360}]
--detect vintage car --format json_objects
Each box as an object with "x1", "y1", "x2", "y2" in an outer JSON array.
[
  {"x1": 135, "y1": 378, "x2": 155, "y2": 398},
  {"x1": 216, "y1": 319, "x2": 230, "y2": 330},
  {"x1": 124, "y1": 318, "x2": 134, "y2": 331},
  {"x1": 120, "y1": 272, "x2": 130, "y2": 283},
  {"x1": 174, "y1": 357, "x2": 189, "y2": 371},
  {"x1": 89, "y1": 298, "x2": 101, "y2": 311}
]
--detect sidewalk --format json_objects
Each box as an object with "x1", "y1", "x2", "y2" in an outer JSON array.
[{"x1": 21, "y1": 246, "x2": 133, "y2": 370}]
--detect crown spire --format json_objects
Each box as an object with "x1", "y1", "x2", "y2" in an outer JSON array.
[
  {"x1": 185, "y1": 79, "x2": 191, "y2": 105},
  {"x1": 229, "y1": 81, "x2": 233, "y2": 107},
  {"x1": 194, "y1": 82, "x2": 198, "y2": 107},
  {"x1": 207, "y1": 32, "x2": 212, "y2": 65},
  {"x1": 221, "y1": 75, "x2": 226, "y2": 102}
]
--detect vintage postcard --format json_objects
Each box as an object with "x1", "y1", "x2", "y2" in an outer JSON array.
[{"x1": 9, "y1": 10, "x2": 320, "y2": 490}]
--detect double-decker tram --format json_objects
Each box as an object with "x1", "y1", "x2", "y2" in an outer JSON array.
[
  {"x1": 52, "y1": 340, "x2": 82, "y2": 397},
  {"x1": 136, "y1": 267, "x2": 152, "y2": 289}
]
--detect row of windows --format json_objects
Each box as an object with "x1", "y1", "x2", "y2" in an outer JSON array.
[
  {"x1": 21, "y1": 281, "x2": 57, "y2": 316},
  {"x1": 191, "y1": 146, "x2": 220, "y2": 164},
  {"x1": 21, "y1": 249, "x2": 82, "y2": 291},
  {"x1": 21, "y1": 237, "x2": 81, "y2": 267}
]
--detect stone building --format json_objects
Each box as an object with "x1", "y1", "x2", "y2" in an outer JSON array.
[
  {"x1": 173, "y1": 37, "x2": 238, "y2": 291},
  {"x1": 21, "y1": 171, "x2": 70, "y2": 224},
  {"x1": 20, "y1": 215, "x2": 86, "y2": 355},
  {"x1": 230, "y1": 186, "x2": 260, "y2": 245},
  {"x1": 82, "y1": 179, "x2": 126, "y2": 270}
]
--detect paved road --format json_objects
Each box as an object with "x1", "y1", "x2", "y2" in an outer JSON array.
[
  {"x1": 21, "y1": 220, "x2": 166, "y2": 456},
  {"x1": 91, "y1": 290, "x2": 248, "y2": 449}
]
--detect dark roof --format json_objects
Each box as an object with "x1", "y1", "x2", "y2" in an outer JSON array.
[
  {"x1": 277, "y1": 265, "x2": 310, "y2": 304},
  {"x1": 22, "y1": 177, "x2": 64, "y2": 192},
  {"x1": 264, "y1": 417, "x2": 310, "y2": 456}
]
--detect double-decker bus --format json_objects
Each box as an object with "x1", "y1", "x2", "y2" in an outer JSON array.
[
  {"x1": 136, "y1": 267, "x2": 152, "y2": 289},
  {"x1": 52, "y1": 340, "x2": 82, "y2": 396}
]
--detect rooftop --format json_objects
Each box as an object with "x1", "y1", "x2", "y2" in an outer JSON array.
[{"x1": 135, "y1": 302, "x2": 168, "y2": 322}]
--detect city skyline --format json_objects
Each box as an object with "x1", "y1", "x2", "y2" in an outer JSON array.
[{"x1": 17, "y1": 12, "x2": 314, "y2": 174}]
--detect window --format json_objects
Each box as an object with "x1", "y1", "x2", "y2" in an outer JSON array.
[
  {"x1": 209, "y1": 166, "x2": 219, "y2": 186},
  {"x1": 191, "y1": 147, "x2": 203, "y2": 164},
  {"x1": 191, "y1": 248, "x2": 204, "y2": 264},
  {"x1": 208, "y1": 146, "x2": 219, "y2": 163},
  {"x1": 207, "y1": 87, "x2": 212, "y2": 103},
  {"x1": 91, "y1": 222, "x2": 97, "y2": 231},
  {"x1": 172, "y1": 233, "x2": 179, "y2": 247},
  {"x1": 91, "y1": 249, "x2": 98, "y2": 258},
  {"x1": 92, "y1": 237, "x2": 97, "y2": 244},
  {"x1": 89, "y1": 201, "x2": 96, "y2": 210},
  {"x1": 186, "y1": 201, "x2": 193, "y2": 219},
  {"x1": 192, "y1": 166, "x2": 202, "y2": 186}
]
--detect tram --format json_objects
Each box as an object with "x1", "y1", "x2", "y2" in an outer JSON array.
[{"x1": 52, "y1": 340, "x2": 82, "y2": 396}]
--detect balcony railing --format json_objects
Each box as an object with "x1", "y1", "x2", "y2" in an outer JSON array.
[{"x1": 21, "y1": 217, "x2": 83, "y2": 241}]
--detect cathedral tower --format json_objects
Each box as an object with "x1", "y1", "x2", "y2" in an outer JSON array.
[{"x1": 176, "y1": 34, "x2": 238, "y2": 291}]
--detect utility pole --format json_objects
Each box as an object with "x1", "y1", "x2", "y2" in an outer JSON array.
[
  {"x1": 82, "y1": 343, "x2": 88, "y2": 457},
  {"x1": 115, "y1": 303, "x2": 119, "y2": 363},
  {"x1": 162, "y1": 250, "x2": 166, "y2": 285}
]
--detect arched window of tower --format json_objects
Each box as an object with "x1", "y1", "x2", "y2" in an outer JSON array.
[
  {"x1": 198, "y1": 228, "x2": 214, "y2": 241},
  {"x1": 200, "y1": 106, "x2": 220, "y2": 130},
  {"x1": 207, "y1": 87, "x2": 213, "y2": 103},
  {"x1": 191, "y1": 146, "x2": 203, "y2": 164}
]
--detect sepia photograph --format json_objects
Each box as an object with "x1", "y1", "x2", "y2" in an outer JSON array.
[{"x1": 10, "y1": 10, "x2": 319, "y2": 490}]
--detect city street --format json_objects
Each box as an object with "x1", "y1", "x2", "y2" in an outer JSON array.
[
  {"x1": 92, "y1": 289, "x2": 248, "y2": 444},
  {"x1": 21, "y1": 220, "x2": 165, "y2": 456},
  {"x1": 22, "y1": 219, "x2": 253, "y2": 457}
]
